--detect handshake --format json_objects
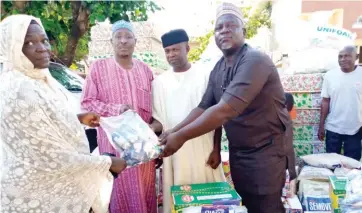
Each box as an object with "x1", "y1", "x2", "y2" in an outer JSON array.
[{"x1": 80, "y1": 107, "x2": 221, "y2": 175}]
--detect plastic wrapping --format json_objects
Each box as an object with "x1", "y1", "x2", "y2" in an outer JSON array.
[
  {"x1": 280, "y1": 22, "x2": 356, "y2": 75},
  {"x1": 283, "y1": 170, "x2": 297, "y2": 198},
  {"x1": 298, "y1": 180, "x2": 331, "y2": 212},
  {"x1": 340, "y1": 170, "x2": 362, "y2": 213},
  {"x1": 100, "y1": 110, "x2": 162, "y2": 167},
  {"x1": 301, "y1": 153, "x2": 362, "y2": 170},
  {"x1": 182, "y1": 205, "x2": 248, "y2": 213},
  {"x1": 297, "y1": 166, "x2": 334, "y2": 181}
]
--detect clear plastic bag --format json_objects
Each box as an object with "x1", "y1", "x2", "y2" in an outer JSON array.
[
  {"x1": 100, "y1": 110, "x2": 162, "y2": 167},
  {"x1": 340, "y1": 170, "x2": 362, "y2": 213}
]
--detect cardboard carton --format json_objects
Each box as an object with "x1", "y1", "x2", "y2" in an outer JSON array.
[
  {"x1": 171, "y1": 182, "x2": 241, "y2": 213},
  {"x1": 282, "y1": 196, "x2": 303, "y2": 213},
  {"x1": 329, "y1": 176, "x2": 348, "y2": 213}
]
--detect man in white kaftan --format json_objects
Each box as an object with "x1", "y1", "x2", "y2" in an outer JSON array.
[{"x1": 150, "y1": 29, "x2": 225, "y2": 213}]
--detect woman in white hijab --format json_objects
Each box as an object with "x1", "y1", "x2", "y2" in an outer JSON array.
[{"x1": 0, "y1": 14, "x2": 126, "y2": 213}]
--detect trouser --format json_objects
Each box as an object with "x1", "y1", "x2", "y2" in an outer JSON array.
[
  {"x1": 236, "y1": 189, "x2": 284, "y2": 213},
  {"x1": 326, "y1": 127, "x2": 362, "y2": 161}
]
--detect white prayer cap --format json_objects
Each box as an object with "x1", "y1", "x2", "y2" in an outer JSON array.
[{"x1": 216, "y1": 2, "x2": 244, "y2": 23}]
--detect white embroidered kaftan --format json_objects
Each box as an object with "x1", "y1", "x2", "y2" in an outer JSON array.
[
  {"x1": 0, "y1": 15, "x2": 113, "y2": 213},
  {"x1": 152, "y1": 63, "x2": 226, "y2": 213}
]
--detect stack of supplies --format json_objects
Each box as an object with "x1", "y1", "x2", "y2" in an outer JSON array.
[
  {"x1": 340, "y1": 170, "x2": 362, "y2": 212},
  {"x1": 299, "y1": 180, "x2": 332, "y2": 212},
  {"x1": 283, "y1": 170, "x2": 298, "y2": 199},
  {"x1": 329, "y1": 176, "x2": 348, "y2": 213},
  {"x1": 295, "y1": 153, "x2": 362, "y2": 212},
  {"x1": 221, "y1": 152, "x2": 234, "y2": 187},
  {"x1": 280, "y1": 73, "x2": 325, "y2": 157},
  {"x1": 282, "y1": 196, "x2": 303, "y2": 213},
  {"x1": 171, "y1": 182, "x2": 241, "y2": 213}
]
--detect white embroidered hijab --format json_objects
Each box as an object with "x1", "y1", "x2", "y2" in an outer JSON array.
[
  {"x1": 0, "y1": 15, "x2": 113, "y2": 213},
  {"x1": 0, "y1": 14, "x2": 53, "y2": 81}
]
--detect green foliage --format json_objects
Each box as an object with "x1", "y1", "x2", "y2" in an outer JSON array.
[
  {"x1": 242, "y1": 1, "x2": 272, "y2": 39},
  {"x1": 188, "y1": 30, "x2": 214, "y2": 62},
  {"x1": 1, "y1": 1, "x2": 161, "y2": 65},
  {"x1": 187, "y1": 1, "x2": 272, "y2": 62}
]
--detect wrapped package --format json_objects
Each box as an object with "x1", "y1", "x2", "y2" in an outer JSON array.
[
  {"x1": 293, "y1": 125, "x2": 319, "y2": 141},
  {"x1": 171, "y1": 182, "x2": 241, "y2": 213},
  {"x1": 182, "y1": 205, "x2": 248, "y2": 213},
  {"x1": 293, "y1": 141, "x2": 325, "y2": 157},
  {"x1": 329, "y1": 176, "x2": 348, "y2": 213},
  {"x1": 293, "y1": 93, "x2": 322, "y2": 109},
  {"x1": 280, "y1": 73, "x2": 325, "y2": 92},
  {"x1": 340, "y1": 170, "x2": 362, "y2": 213},
  {"x1": 334, "y1": 168, "x2": 352, "y2": 176},
  {"x1": 294, "y1": 109, "x2": 320, "y2": 125},
  {"x1": 301, "y1": 153, "x2": 362, "y2": 170},
  {"x1": 299, "y1": 180, "x2": 332, "y2": 212},
  {"x1": 312, "y1": 141, "x2": 326, "y2": 154},
  {"x1": 221, "y1": 152, "x2": 234, "y2": 187},
  {"x1": 283, "y1": 170, "x2": 291, "y2": 197},
  {"x1": 285, "y1": 47, "x2": 340, "y2": 74},
  {"x1": 280, "y1": 23, "x2": 356, "y2": 75},
  {"x1": 282, "y1": 196, "x2": 303, "y2": 213},
  {"x1": 100, "y1": 110, "x2": 162, "y2": 167},
  {"x1": 283, "y1": 170, "x2": 297, "y2": 198},
  {"x1": 298, "y1": 166, "x2": 334, "y2": 181}
]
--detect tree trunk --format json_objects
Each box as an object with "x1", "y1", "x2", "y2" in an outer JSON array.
[
  {"x1": 13, "y1": 1, "x2": 28, "y2": 12},
  {"x1": 1, "y1": 1, "x2": 5, "y2": 16},
  {"x1": 60, "y1": 1, "x2": 90, "y2": 67}
]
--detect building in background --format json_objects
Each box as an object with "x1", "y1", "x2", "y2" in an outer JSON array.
[{"x1": 302, "y1": 0, "x2": 362, "y2": 64}]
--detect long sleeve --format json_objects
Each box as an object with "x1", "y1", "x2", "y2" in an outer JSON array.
[
  {"x1": 0, "y1": 75, "x2": 113, "y2": 212},
  {"x1": 151, "y1": 78, "x2": 165, "y2": 127},
  {"x1": 81, "y1": 62, "x2": 122, "y2": 117}
]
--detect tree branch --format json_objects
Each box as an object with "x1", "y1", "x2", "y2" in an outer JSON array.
[{"x1": 13, "y1": 1, "x2": 28, "y2": 13}]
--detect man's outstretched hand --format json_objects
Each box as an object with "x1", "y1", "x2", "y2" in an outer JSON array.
[
  {"x1": 158, "y1": 129, "x2": 174, "y2": 145},
  {"x1": 159, "y1": 132, "x2": 186, "y2": 158}
]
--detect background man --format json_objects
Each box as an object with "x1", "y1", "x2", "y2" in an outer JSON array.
[
  {"x1": 318, "y1": 46, "x2": 362, "y2": 161},
  {"x1": 150, "y1": 29, "x2": 225, "y2": 213}
]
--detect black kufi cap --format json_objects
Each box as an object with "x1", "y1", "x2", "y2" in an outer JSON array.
[{"x1": 161, "y1": 29, "x2": 189, "y2": 48}]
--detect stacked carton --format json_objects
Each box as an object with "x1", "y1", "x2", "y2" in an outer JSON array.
[
  {"x1": 329, "y1": 176, "x2": 348, "y2": 213},
  {"x1": 170, "y1": 182, "x2": 241, "y2": 213},
  {"x1": 281, "y1": 73, "x2": 326, "y2": 157}
]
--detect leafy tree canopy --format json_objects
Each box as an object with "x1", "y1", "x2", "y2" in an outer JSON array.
[{"x1": 1, "y1": 0, "x2": 161, "y2": 66}]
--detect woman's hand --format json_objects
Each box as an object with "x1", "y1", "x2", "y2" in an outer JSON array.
[
  {"x1": 110, "y1": 157, "x2": 127, "y2": 174},
  {"x1": 77, "y1": 112, "x2": 100, "y2": 127}
]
